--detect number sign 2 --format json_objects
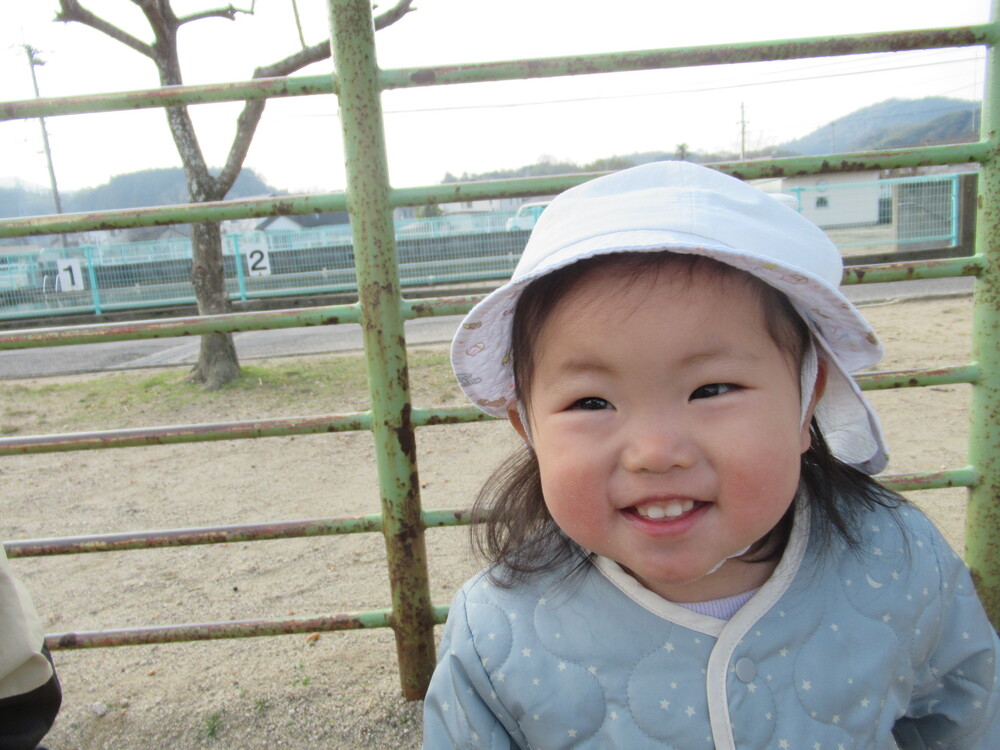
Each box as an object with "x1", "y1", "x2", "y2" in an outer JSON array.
[{"x1": 247, "y1": 248, "x2": 272, "y2": 276}]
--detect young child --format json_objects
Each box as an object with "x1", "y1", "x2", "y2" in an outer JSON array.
[
  {"x1": 0, "y1": 547, "x2": 62, "y2": 749},
  {"x1": 422, "y1": 162, "x2": 1000, "y2": 748}
]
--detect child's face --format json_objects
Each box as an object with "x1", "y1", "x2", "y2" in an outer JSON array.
[{"x1": 510, "y1": 266, "x2": 815, "y2": 602}]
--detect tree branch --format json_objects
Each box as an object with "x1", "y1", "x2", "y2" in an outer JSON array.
[
  {"x1": 215, "y1": 99, "x2": 265, "y2": 193},
  {"x1": 373, "y1": 0, "x2": 416, "y2": 31},
  {"x1": 217, "y1": 0, "x2": 415, "y2": 192},
  {"x1": 254, "y1": 40, "x2": 331, "y2": 78},
  {"x1": 177, "y1": 5, "x2": 251, "y2": 25},
  {"x1": 56, "y1": 0, "x2": 156, "y2": 59},
  {"x1": 247, "y1": 0, "x2": 416, "y2": 79}
]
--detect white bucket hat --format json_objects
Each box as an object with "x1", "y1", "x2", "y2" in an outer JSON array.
[{"x1": 452, "y1": 161, "x2": 888, "y2": 474}]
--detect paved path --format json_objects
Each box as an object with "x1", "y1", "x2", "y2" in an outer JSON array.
[{"x1": 0, "y1": 276, "x2": 974, "y2": 380}]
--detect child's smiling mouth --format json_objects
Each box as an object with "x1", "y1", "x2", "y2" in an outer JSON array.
[{"x1": 631, "y1": 499, "x2": 701, "y2": 520}]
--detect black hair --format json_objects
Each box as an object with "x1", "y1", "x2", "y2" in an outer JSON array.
[{"x1": 471, "y1": 251, "x2": 906, "y2": 587}]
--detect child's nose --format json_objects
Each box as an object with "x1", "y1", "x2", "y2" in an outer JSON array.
[{"x1": 620, "y1": 415, "x2": 697, "y2": 474}]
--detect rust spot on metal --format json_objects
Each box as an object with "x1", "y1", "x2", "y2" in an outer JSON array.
[
  {"x1": 394, "y1": 402, "x2": 417, "y2": 462},
  {"x1": 423, "y1": 414, "x2": 467, "y2": 425},
  {"x1": 410, "y1": 69, "x2": 436, "y2": 84}
]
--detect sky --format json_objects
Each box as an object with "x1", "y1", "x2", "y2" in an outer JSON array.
[{"x1": 0, "y1": 0, "x2": 993, "y2": 197}]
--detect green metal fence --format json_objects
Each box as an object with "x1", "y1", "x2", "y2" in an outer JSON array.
[
  {"x1": 0, "y1": 173, "x2": 964, "y2": 321},
  {"x1": 0, "y1": 0, "x2": 998, "y2": 702}
]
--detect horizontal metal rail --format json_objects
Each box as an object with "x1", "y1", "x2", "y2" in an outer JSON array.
[
  {"x1": 881, "y1": 467, "x2": 978, "y2": 492},
  {"x1": 856, "y1": 364, "x2": 980, "y2": 390},
  {"x1": 0, "y1": 406, "x2": 491, "y2": 456},
  {"x1": 0, "y1": 258, "x2": 980, "y2": 352},
  {"x1": 2, "y1": 25, "x2": 991, "y2": 122},
  {"x1": 0, "y1": 144, "x2": 990, "y2": 239},
  {"x1": 0, "y1": 296, "x2": 480, "y2": 350},
  {"x1": 4, "y1": 509, "x2": 472, "y2": 558},
  {"x1": 44, "y1": 606, "x2": 452, "y2": 651}
]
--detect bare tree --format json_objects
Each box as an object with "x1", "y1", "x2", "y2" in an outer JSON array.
[{"x1": 55, "y1": 0, "x2": 415, "y2": 389}]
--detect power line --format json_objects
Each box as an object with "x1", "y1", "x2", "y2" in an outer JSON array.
[{"x1": 378, "y1": 54, "x2": 982, "y2": 116}]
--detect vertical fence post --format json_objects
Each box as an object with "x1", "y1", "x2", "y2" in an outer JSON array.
[
  {"x1": 83, "y1": 245, "x2": 102, "y2": 315},
  {"x1": 950, "y1": 174, "x2": 960, "y2": 249},
  {"x1": 231, "y1": 234, "x2": 248, "y2": 302},
  {"x1": 966, "y1": 0, "x2": 1000, "y2": 627},
  {"x1": 328, "y1": 0, "x2": 437, "y2": 699}
]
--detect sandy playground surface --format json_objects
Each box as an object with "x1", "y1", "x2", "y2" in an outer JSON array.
[{"x1": 0, "y1": 294, "x2": 978, "y2": 748}]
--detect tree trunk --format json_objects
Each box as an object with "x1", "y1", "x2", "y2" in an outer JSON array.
[
  {"x1": 187, "y1": 220, "x2": 240, "y2": 389},
  {"x1": 55, "y1": 0, "x2": 415, "y2": 390}
]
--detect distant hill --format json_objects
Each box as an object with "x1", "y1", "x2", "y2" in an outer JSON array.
[
  {"x1": 0, "y1": 168, "x2": 281, "y2": 220},
  {"x1": 779, "y1": 97, "x2": 979, "y2": 156},
  {"x1": 449, "y1": 97, "x2": 981, "y2": 181}
]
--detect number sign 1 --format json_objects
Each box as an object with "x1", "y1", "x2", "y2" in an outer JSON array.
[{"x1": 56, "y1": 258, "x2": 85, "y2": 292}]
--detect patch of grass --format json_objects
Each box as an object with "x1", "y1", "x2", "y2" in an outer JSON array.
[
  {"x1": 1, "y1": 345, "x2": 463, "y2": 435},
  {"x1": 203, "y1": 711, "x2": 221, "y2": 739}
]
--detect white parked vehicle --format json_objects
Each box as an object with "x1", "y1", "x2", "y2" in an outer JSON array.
[{"x1": 505, "y1": 200, "x2": 551, "y2": 231}]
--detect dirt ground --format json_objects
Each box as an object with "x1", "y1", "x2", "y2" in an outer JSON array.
[{"x1": 0, "y1": 294, "x2": 977, "y2": 749}]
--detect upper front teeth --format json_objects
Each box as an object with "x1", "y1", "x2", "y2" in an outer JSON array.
[{"x1": 636, "y1": 500, "x2": 695, "y2": 519}]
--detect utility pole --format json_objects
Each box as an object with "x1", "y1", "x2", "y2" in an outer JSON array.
[
  {"x1": 739, "y1": 102, "x2": 748, "y2": 161},
  {"x1": 24, "y1": 45, "x2": 65, "y2": 236}
]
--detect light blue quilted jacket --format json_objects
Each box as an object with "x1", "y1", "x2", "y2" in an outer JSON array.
[{"x1": 423, "y1": 502, "x2": 1000, "y2": 749}]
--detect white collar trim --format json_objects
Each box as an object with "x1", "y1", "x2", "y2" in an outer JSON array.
[{"x1": 592, "y1": 501, "x2": 811, "y2": 638}]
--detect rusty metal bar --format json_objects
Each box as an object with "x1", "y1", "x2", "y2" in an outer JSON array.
[
  {"x1": 403, "y1": 295, "x2": 489, "y2": 319},
  {"x1": 1, "y1": 143, "x2": 990, "y2": 240},
  {"x1": 0, "y1": 406, "x2": 491, "y2": 456},
  {"x1": 2, "y1": 75, "x2": 336, "y2": 121},
  {"x1": 0, "y1": 296, "x2": 471, "y2": 351},
  {"x1": 0, "y1": 192, "x2": 348, "y2": 240},
  {"x1": 47, "y1": 609, "x2": 395, "y2": 650},
  {"x1": 0, "y1": 305, "x2": 359, "y2": 350},
  {"x1": 381, "y1": 25, "x2": 995, "y2": 90},
  {"x1": 707, "y1": 143, "x2": 991, "y2": 180},
  {"x1": 881, "y1": 467, "x2": 978, "y2": 492},
  {"x1": 0, "y1": 256, "x2": 980, "y2": 354},
  {"x1": 329, "y1": 0, "x2": 436, "y2": 700},
  {"x1": 5, "y1": 508, "x2": 475, "y2": 559},
  {"x1": 965, "y1": 0, "x2": 1000, "y2": 626},
  {"x1": 856, "y1": 364, "x2": 979, "y2": 391},
  {"x1": 0, "y1": 413, "x2": 372, "y2": 455},
  {"x1": 421, "y1": 508, "x2": 475, "y2": 528},
  {"x1": 841, "y1": 256, "x2": 984, "y2": 284},
  {"x1": 4, "y1": 515, "x2": 383, "y2": 557},
  {"x1": 3, "y1": 25, "x2": 990, "y2": 123},
  {"x1": 44, "y1": 604, "x2": 452, "y2": 651}
]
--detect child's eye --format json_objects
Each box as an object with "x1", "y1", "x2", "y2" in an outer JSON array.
[
  {"x1": 572, "y1": 396, "x2": 612, "y2": 411},
  {"x1": 690, "y1": 383, "x2": 739, "y2": 400}
]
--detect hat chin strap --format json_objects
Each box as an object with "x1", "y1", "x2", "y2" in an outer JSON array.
[
  {"x1": 799, "y1": 338, "x2": 820, "y2": 430},
  {"x1": 515, "y1": 401, "x2": 533, "y2": 444},
  {"x1": 699, "y1": 340, "x2": 820, "y2": 579}
]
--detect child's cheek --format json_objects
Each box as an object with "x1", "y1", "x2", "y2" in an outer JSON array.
[{"x1": 539, "y1": 463, "x2": 608, "y2": 538}]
